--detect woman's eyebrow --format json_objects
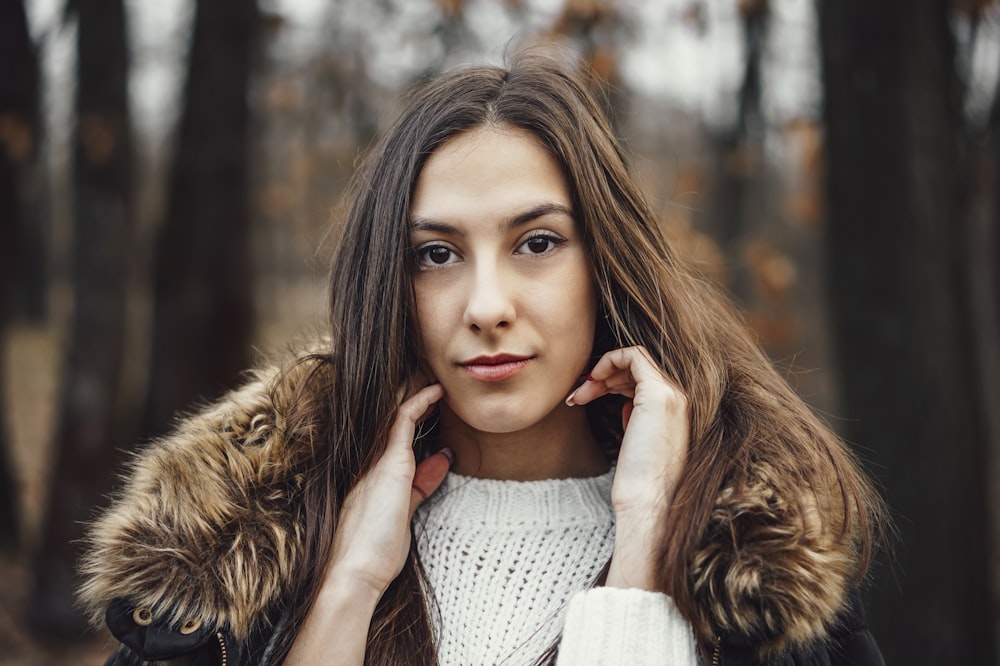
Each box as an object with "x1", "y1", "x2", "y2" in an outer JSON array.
[
  {"x1": 502, "y1": 203, "x2": 574, "y2": 232},
  {"x1": 409, "y1": 202, "x2": 574, "y2": 235},
  {"x1": 409, "y1": 218, "x2": 461, "y2": 236}
]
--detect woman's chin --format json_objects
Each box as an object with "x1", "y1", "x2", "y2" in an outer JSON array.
[
  {"x1": 454, "y1": 411, "x2": 536, "y2": 435},
  {"x1": 444, "y1": 397, "x2": 572, "y2": 436}
]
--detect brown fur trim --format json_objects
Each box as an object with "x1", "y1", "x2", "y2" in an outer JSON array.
[
  {"x1": 688, "y1": 460, "x2": 855, "y2": 656},
  {"x1": 79, "y1": 344, "x2": 857, "y2": 651},
  {"x1": 77, "y1": 352, "x2": 328, "y2": 640}
]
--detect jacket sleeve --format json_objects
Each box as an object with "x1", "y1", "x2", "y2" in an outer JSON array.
[
  {"x1": 814, "y1": 588, "x2": 883, "y2": 666},
  {"x1": 556, "y1": 587, "x2": 700, "y2": 665},
  {"x1": 103, "y1": 597, "x2": 279, "y2": 666},
  {"x1": 103, "y1": 597, "x2": 230, "y2": 665},
  {"x1": 103, "y1": 643, "x2": 223, "y2": 666},
  {"x1": 717, "y1": 588, "x2": 885, "y2": 666}
]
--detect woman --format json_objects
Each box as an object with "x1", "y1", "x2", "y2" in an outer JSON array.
[{"x1": 80, "y1": 53, "x2": 885, "y2": 665}]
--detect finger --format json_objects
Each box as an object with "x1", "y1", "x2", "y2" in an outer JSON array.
[
  {"x1": 567, "y1": 347, "x2": 659, "y2": 406},
  {"x1": 409, "y1": 448, "x2": 454, "y2": 517},
  {"x1": 589, "y1": 347, "x2": 661, "y2": 384},
  {"x1": 388, "y1": 383, "x2": 444, "y2": 453},
  {"x1": 565, "y1": 376, "x2": 606, "y2": 407}
]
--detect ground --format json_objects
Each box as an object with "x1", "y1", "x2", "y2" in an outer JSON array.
[{"x1": 1, "y1": 325, "x2": 109, "y2": 663}]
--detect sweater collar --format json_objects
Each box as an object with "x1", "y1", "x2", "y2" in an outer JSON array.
[{"x1": 416, "y1": 468, "x2": 615, "y2": 530}]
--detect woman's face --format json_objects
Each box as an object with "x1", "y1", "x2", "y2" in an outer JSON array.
[{"x1": 410, "y1": 125, "x2": 598, "y2": 435}]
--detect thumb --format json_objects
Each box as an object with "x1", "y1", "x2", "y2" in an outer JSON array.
[{"x1": 409, "y1": 448, "x2": 455, "y2": 518}]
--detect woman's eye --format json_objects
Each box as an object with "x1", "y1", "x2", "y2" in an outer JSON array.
[
  {"x1": 516, "y1": 235, "x2": 563, "y2": 255},
  {"x1": 416, "y1": 245, "x2": 457, "y2": 266}
]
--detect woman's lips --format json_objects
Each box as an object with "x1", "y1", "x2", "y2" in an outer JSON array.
[{"x1": 460, "y1": 355, "x2": 533, "y2": 381}]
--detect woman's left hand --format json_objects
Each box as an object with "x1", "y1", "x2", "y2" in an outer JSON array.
[{"x1": 566, "y1": 346, "x2": 689, "y2": 590}]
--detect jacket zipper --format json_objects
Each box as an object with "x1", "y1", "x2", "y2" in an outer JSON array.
[
  {"x1": 216, "y1": 632, "x2": 229, "y2": 666},
  {"x1": 711, "y1": 635, "x2": 721, "y2": 666}
]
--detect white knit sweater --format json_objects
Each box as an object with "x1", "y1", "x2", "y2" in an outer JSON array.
[{"x1": 414, "y1": 469, "x2": 698, "y2": 665}]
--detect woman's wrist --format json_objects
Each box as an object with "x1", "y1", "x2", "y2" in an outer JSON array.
[
  {"x1": 285, "y1": 571, "x2": 382, "y2": 664},
  {"x1": 606, "y1": 512, "x2": 667, "y2": 591},
  {"x1": 320, "y1": 567, "x2": 386, "y2": 611}
]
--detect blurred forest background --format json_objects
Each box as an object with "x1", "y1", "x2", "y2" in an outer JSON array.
[{"x1": 1, "y1": 0, "x2": 999, "y2": 663}]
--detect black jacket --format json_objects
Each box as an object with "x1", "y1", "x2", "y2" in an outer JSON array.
[{"x1": 100, "y1": 589, "x2": 882, "y2": 665}]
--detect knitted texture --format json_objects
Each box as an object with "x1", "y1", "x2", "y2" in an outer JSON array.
[
  {"x1": 415, "y1": 469, "x2": 615, "y2": 665},
  {"x1": 559, "y1": 588, "x2": 698, "y2": 665},
  {"x1": 415, "y1": 469, "x2": 697, "y2": 665}
]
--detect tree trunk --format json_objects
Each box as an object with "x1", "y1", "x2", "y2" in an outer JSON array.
[
  {"x1": 29, "y1": 0, "x2": 133, "y2": 639},
  {"x1": 702, "y1": 2, "x2": 768, "y2": 303},
  {"x1": 143, "y1": 0, "x2": 258, "y2": 438},
  {"x1": 820, "y1": 0, "x2": 995, "y2": 662},
  {"x1": 0, "y1": 0, "x2": 40, "y2": 551},
  {"x1": 992, "y1": 69, "x2": 1000, "y2": 368},
  {"x1": 1, "y1": 0, "x2": 45, "y2": 326}
]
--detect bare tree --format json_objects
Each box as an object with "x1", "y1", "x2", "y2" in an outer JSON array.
[
  {"x1": 29, "y1": 0, "x2": 133, "y2": 638},
  {"x1": 0, "y1": 0, "x2": 40, "y2": 552},
  {"x1": 703, "y1": 0, "x2": 769, "y2": 302},
  {"x1": 143, "y1": 0, "x2": 259, "y2": 438},
  {"x1": 820, "y1": 0, "x2": 995, "y2": 662}
]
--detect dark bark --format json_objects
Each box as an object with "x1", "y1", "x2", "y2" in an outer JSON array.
[
  {"x1": 736, "y1": 2, "x2": 767, "y2": 141},
  {"x1": 702, "y1": 3, "x2": 768, "y2": 303},
  {"x1": 1, "y1": 0, "x2": 45, "y2": 326},
  {"x1": 143, "y1": 0, "x2": 259, "y2": 438},
  {"x1": 992, "y1": 69, "x2": 1000, "y2": 352},
  {"x1": 820, "y1": 0, "x2": 995, "y2": 663},
  {"x1": 0, "y1": 0, "x2": 40, "y2": 551},
  {"x1": 29, "y1": 0, "x2": 133, "y2": 639}
]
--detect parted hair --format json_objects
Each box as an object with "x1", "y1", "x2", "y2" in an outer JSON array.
[{"x1": 269, "y1": 51, "x2": 885, "y2": 663}]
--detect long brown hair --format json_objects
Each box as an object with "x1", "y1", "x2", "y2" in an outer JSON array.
[{"x1": 270, "y1": 52, "x2": 885, "y2": 663}]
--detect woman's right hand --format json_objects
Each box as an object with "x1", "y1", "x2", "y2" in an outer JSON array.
[
  {"x1": 325, "y1": 382, "x2": 450, "y2": 597},
  {"x1": 285, "y1": 383, "x2": 449, "y2": 664}
]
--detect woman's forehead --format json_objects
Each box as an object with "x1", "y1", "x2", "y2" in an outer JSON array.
[{"x1": 410, "y1": 126, "x2": 572, "y2": 226}]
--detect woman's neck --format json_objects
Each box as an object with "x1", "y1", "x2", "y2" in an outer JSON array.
[{"x1": 436, "y1": 402, "x2": 609, "y2": 481}]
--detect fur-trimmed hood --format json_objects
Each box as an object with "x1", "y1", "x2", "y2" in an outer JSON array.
[{"x1": 79, "y1": 345, "x2": 859, "y2": 658}]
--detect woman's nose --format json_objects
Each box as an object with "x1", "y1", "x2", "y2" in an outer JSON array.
[{"x1": 463, "y1": 261, "x2": 516, "y2": 333}]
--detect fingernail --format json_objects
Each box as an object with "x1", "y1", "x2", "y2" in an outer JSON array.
[
  {"x1": 565, "y1": 392, "x2": 577, "y2": 407},
  {"x1": 439, "y1": 447, "x2": 455, "y2": 466}
]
